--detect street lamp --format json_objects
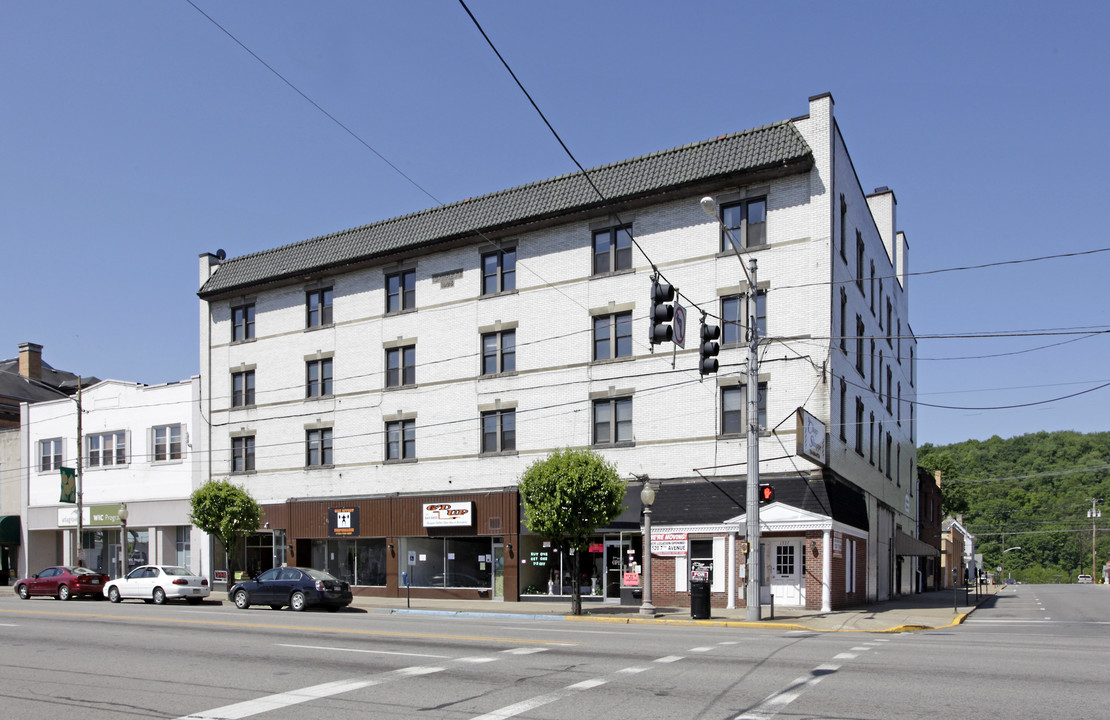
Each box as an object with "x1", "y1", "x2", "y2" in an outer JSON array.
[
  {"x1": 118, "y1": 503, "x2": 129, "y2": 579},
  {"x1": 639, "y1": 481, "x2": 655, "y2": 616},
  {"x1": 1002, "y1": 546, "x2": 1021, "y2": 583}
]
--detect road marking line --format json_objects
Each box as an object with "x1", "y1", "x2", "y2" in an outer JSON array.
[
  {"x1": 617, "y1": 667, "x2": 648, "y2": 674},
  {"x1": 690, "y1": 646, "x2": 713, "y2": 652},
  {"x1": 503, "y1": 647, "x2": 547, "y2": 655},
  {"x1": 719, "y1": 641, "x2": 739, "y2": 645},
  {"x1": 0, "y1": 623, "x2": 19, "y2": 626},
  {"x1": 655, "y1": 655, "x2": 683, "y2": 663},
  {"x1": 458, "y1": 656, "x2": 499, "y2": 663},
  {"x1": 849, "y1": 646, "x2": 871, "y2": 651},
  {"x1": 833, "y1": 653, "x2": 857, "y2": 660},
  {"x1": 393, "y1": 666, "x2": 445, "y2": 677},
  {"x1": 467, "y1": 676, "x2": 608, "y2": 720},
  {"x1": 278, "y1": 643, "x2": 448, "y2": 659},
  {"x1": 567, "y1": 678, "x2": 607, "y2": 690},
  {"x1": 178, "y1": 678, "x2": 376, "y2": 719},
  {"x1": 733, "y1": 665, "x2": 839, "y2": 720}
]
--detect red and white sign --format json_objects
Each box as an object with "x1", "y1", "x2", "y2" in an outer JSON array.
[
  {"x1": 651, "y1": 532, "x2": 688, "y2": 557},
  {"x1": 423, "y1": 502, "x2": 473, "y2": 527},
  {"x1": 673, "y1": 302, "x2": 687, "y2": 348}
]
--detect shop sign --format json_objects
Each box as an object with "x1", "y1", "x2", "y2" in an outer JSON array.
[
  {"x1": 690, "y1": 568, "x2": 710, "y2": 583},
  {"x1": 58, "y1": 504, "x2": 123, "y2": 527},
  {"x1": 214, "y1": 570, "x2": 228, "y2": 583},
  {"x1": 623, "y1": 572, "x2": 640, "y2": 587},
  {"x1": 587, "y1": 543, "x2": 603, "y2": 553},
  {"x1": 833, "y1": 531, "x2": 843, "y2": 558},
  {"x1": 423, "y1": 502, "x2": 473, "y2": 527},
  {"x1": 650, "y1": 532, "x2": 688, "y2": 556},
  {"x1": 328, "y1": 506, "x2": 360, "y2": 537}
]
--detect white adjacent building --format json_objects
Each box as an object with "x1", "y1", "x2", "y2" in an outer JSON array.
[
  {"x1": 20, "y1": 378, "x2": 210, "y2": 580},
  {"x1": 196, "y1": 94, "x2": 920, "y2": 609}
]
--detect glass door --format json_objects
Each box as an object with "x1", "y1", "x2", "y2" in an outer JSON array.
[
  {"x1": 492, "y1": 543, "x2": 505, "y2": 600},
  {"x1": 604, "y1": 539, "x2": 623, "y2": 602}
]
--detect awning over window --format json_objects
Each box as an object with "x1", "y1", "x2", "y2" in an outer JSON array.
[
  {"x1": 895, "y1": 530, "x2": 939, "y2": 557},
  {"x1": 0, "y1": 515, "x2": 21, "y2": 546}
]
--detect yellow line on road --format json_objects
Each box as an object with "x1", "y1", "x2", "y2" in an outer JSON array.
[{"x1": 0, "y1": 607, "x2": 576, "y2": 645}]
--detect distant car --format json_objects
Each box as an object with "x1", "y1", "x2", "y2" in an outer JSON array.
[
  {"x1": 228, "y1": 566, "x2": 352, "y2": 612},
  {"x1": 14, "y1": 566, "x2": 110, "y2": 601},
  {"x1": 103, "y1": 565, "x2": 210, "y2": 605},
  {"x1": 1004, "y1": 578, "x2": 1017, "y2": 585},
  {"x1": 1077, "y1": 574, "x2": 1093, "y2": 584}
]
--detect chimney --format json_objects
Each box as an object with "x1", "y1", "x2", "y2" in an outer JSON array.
[{"x1": 18, "y1": 342, "x2": 43, "y2": 381}]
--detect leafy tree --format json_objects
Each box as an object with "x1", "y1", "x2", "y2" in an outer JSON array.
[
  {"x1": 518, "y1": 448, "x2": 626, "y2": 615},
  {"x1": 189, "y1": 478, "x2": 262, "y2": 581}
]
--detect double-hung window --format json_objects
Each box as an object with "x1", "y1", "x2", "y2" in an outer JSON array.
[
  {"x1": 232, "y1": 435, "x2": 255, "y2": 472},
  {"x1": 721, "y1": 292, "x2": 765, "y2": 344},
  {"x1": 856, "y1": 232, "x2": 865, "y2": 290},
  {"x1": 854, "y1": 399, "x2": 865, "y2": 455},
  {"x1": 153, "y1": 424, "x2": 183, "y2": 462},
  {"x1": 855, "y1": 316, "x2": 865, "y2": 376},
  {"x1": 386, "y1": 419, "x2": 416, "y2": 461},
  {"x1": 593, "y1": 397, "x2": 632, "y2": 446},
  {"x1": 40, "y1": 438, "x2": 63, "y2": 472},
  {"x1": 481, "y1": 409, "x2": 516, "y2": 454},
  {"x1": 481, "y1": 330, "x2": 515, "y2": 375},
  {"x1": 592, "y1": 226, "x2": 633, "y2": 275},
  {"x1": 231, "y1": 303, "x2": 255, "y2": 341},
  {"x1": 88, "y1": 432, "x2": 127, "y2": 467},
  {"x1": 482, "y1": 248, "x2": 516, "y2": 295},
  {"x1": 721, "y1": 383, "x2": 767, "y2": 435},
  {"x1": 720, "y1": 197, "x2": 766, "y2": 251},
  {"x1": 592, "y1": 312, "x2": 632, "y2": 361},
  {"x1": 386, "y1": 346, "x2": 415, "y2": 388},
  {"x1": 386, "y1": 270, "x2": 415, "y2": 313},
  {"x1": 306, "y1": 428, "x2": 333, "y2": 466},
  {"x1": 306, "y1": 288, "x2": 333, "y2": 328},
  {"x1": 232, "y1": 370, "x2": 255, "y2": 407},
  {"x1": 306, "y1": 358, "x2": 333, "y2": 398}
]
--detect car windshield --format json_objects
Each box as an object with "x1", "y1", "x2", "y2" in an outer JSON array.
[
  {"x1": 302, "y1": 568, "x2": 340, "y2": 582},
  {"x1": 161, "y1": 567, "x2": 192, "y2": 576}
]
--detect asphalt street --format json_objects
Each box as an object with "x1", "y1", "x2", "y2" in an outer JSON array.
[{"x1": 0, "y1": 584, "x2": 1106, "y2": 719}]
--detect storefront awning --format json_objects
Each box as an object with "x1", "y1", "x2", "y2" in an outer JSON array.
[
  {"x1": 896, "y1": 530, "x2": 939, "y2": 557},
  {"x1": 0, "y1": 515, "x2": 21, "y2": 546}
]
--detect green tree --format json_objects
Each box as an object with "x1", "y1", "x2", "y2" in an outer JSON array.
[
  {"x1": 518, "y1": 449, "x2": 626, "y2": 615},
  {"x1": 189, "y1": 478, "x2": 262, "y2": 582}
]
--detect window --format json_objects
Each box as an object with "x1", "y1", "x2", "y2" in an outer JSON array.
[
  {"x1": 386, "y1": 270, "x2": 415, "y2": 313},
  {"x1": 386, "y1": 346, "x2": 415, "y2": 388},
  {"x1": 910, "y1": 347, "x2": 916, "y2": 387},
  {"x1": 175, "y1": 526, "x2": 191, "y2": 569},
  {"x1": 40, "y1": 438, "x2": 63, "y2": 472},
  {"x1": 897, "y1": 383, "x2": 902, "y2": 425},
  {"x1": 870, "y1": 261, "x2": 876, "y2": 315},
  {"x1": 306, "y1": 428, "x2": 333, "y2": 466},
  {"x1": 593, "y1": 225, "x2": 633, "y2": 275},
  {"x1": 593, "y1": 397, "x2": 632, "y2": 445},
  {"x1": 481, "y1": 330, "x2": 516, "y2": 375},
  {"x1": 593, "y1": 312, "x2": 632, "y2": 361},
  {"x1": 721, "y1": 383, "x2": 766, "y2": 435},
  {"x1": 839, "y1": 379, "x2": 847, "y2": 441},
  {"x1": 775, "y1": 544, "x2": 796, "y2": 575},
  {"x1": 877, "y1": 422, "x2": 883, "y2": 472},
  {"x1": 870, "y1": 340, "x2": 876, "y2": 390},
  {"x1": 886, "y1": 299, "x2": 893, "y2": 346},
  {"x1": 856, "y1": 231, "x2": 865, "y2": 290},
  {"x1": 869, "y1": 412, "x2": 875, "y2": 465},
  {"x1": 839, "y1": 288, "x2": 847, "y2": 354},
  {"x1": 232, "y1": 370, "x2": 255, "y2": 407},
  {"x1": 885, "y1": 432, "x2": 893, "y2": 479},
  {"x1": 855, "y1": 399, "x2": 864, "y2": 455},
  {"x1": 386, "y1": 419, "x2": 416, "y2": 461},
  {"x1": 482, "y1": 248, "x2": 516, "y2": 295},
  {"x1": 88, "y1": 432, "x2": 126, "y2": 467},
  {"x1": 306, "y1": 288, "x2": 333, "y2": 328},
  {"x1": 231, "y1": 303, "x2": 255, "y2": 341},
  {"x1": 231, "y1": 435, "x2": 255, "y2": 472},
  {"x1": 855, "y1": 316, "x2": 865, "y2": 376},
  {"x1": 721, "y1": 292, "x2": 765, "y2": 344},
  {"x1": 721, "y1": 197, "x2": 767, "y2": 251},
  {"x1": 886, "y1": 366, "x2": 893, "y2": 413},
  {"x1": 306, "y1": 358, "x2": 333, "y2": 398},
  {"x1": 839, "y1": 195, "x2": 847, "y2": 260},
  {"x1": 481, "y1": 409, "x2": 516, "y2": 454},
  {"x1": 153, "y1": 424, "x2": 183, "y2": 462},
  {"x1": 897, "y1": 320, "x2": 902, "y2": 360}
]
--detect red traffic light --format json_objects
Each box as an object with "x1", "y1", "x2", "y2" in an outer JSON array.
[{"x1": 759, "y1": 484, "x2": 775, "y2": 503}]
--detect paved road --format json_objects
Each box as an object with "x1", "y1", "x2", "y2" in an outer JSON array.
[{"x1": 0, "y1": 584, "x2": 1106, "y2": 719}]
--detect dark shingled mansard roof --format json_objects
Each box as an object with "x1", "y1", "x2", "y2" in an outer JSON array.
[{"x1": 199, "y1": 119, "x2": 812, "y2": 299}]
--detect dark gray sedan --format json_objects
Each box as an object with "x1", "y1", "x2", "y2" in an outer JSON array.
[{"x1": 228, "y1": 566, "x2": 352, "y2": 612}]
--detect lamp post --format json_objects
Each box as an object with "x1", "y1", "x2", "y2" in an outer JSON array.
[
  {"x1": 701, "y1": 196, "x2": 762, "y2": 621},
  {"x1": 1002, "y1": 546, "x2": 1021, "y2": 583},
  {"x1": 639, "y1": 481, "x2": 655, "y2": 616},
  {"x1": 118, "y1": 503, "x2": 129, "y2": 579}
]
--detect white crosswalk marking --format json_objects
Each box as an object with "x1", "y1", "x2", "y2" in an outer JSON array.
[{"x1": 177, "y1": 678, "x2": 378, "y2": 720}]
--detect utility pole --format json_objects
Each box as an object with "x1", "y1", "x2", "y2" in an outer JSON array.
[
  {"x1": 76, "y1": 379, "x2": 84, "y2": 566},
  {"x1": 1087, "y1": 498, "x2": 1102, "y2": 579},
  {"x1": 744, "y1": 257, "x2": 761, "y2": 622}
]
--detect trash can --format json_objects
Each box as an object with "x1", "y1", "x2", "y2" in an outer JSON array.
[{"x1": 690, "y1": 580, "x2": 711, "y2": 619}]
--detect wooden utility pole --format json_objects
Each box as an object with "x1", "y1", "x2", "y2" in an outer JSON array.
[{"x1": 1087, "y1": 499, "x2": 1101, "y2": 579}]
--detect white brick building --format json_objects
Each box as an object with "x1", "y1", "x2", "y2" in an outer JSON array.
[
  {"x1": 197, "y1": 94, "x2": 919, "y2": 609},
  {"x1": 20, "y1": 378, "x2": 210, "y2": 581}
]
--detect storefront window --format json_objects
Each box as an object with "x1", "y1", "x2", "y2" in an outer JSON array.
[
  {"x1": 175, "y1": 526, "x2": 191, "y2": 569},
  {"x1": 517, "y1": 536, "x2": 608, "y2": 596},
  {"x1": 311, "y1": 538, "x2": 387, "y2": 586},
  {"x1": 400, "y1": 537, "x2": 492, "y2": 588}
]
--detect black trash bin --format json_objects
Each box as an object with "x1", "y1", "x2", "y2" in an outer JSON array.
[{"x1": 690, "y1": 580, "x2": 711, "y2": 619}]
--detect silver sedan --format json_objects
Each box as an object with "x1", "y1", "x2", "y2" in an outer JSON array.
[{"x1": 103, "y1": 565, "x2": 211, "y2": 605}]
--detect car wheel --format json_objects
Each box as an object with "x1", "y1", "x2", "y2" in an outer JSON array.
[
  {"x1": 186, "y1": 597, "x2": 202, "y2": 605},
  {"x1": 290, "y1": 591, "x2": 307, "y2": 612},
  {"x1": 58, "y1": 584, "x2": 71, "y2": 601},
  {"x1": 269, "y1": 604, "x2": 283, "y2": 610},
  {"x1": 153, "y1": 587, "x2": 166, "y2": 605},
  {"x1": 16, "y1": 584, "x2": 29, "y2": 600},
  {"x1": 234, "y1": 589, "x2": 251, "y2": 609},
  {"x1": 108, "y1": 586, "x2": 121, "y2": 603}
]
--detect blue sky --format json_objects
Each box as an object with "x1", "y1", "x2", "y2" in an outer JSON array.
[{"x1": 2, "y1": 1, "x2": 1108, "y2": 447}]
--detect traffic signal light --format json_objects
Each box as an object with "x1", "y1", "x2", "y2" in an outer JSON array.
[
  {"x1": 648, "y1": 279, "x2": 675, "y2": 344},
  {"x1": 699, "y1": 320, "x2": 720, "y2": 375},
  {"x1": 758, "y1": 484, "x2": 775, "y2": 504}
]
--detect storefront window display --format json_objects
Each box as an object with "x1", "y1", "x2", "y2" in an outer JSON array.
[
  {"x1": 311, "y1": 538, "x2": 388, "y2": 586},
  {"x1": 517, "y1": 535, "x2": 643, "y2": 597},
  {"x1": 80, "y1": 528, "x2": 148, "y2": 579},
  {"x1": 400, "y1": 537, "x2": 492, "y2": 588}
]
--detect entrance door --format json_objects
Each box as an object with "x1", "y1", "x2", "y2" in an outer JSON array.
[
  {"x1": 604, "y1": 540, "x2": 623, "y2": 602},
  {"x1": 767, "y1": 540, "x2": 804, "y2": 606}
]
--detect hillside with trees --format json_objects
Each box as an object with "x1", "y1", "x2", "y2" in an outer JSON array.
[{"x1": 918, "y1": 431, "x2": 1110, "y2": 583}]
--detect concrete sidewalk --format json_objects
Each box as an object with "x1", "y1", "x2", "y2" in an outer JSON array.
[{"x1": 349, "y1": 585, "x2": 1005, "y2": 633}]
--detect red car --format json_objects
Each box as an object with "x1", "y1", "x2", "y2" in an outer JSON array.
[{"x1": 14, "y1": 566, "x2": 111, "y2": 601}]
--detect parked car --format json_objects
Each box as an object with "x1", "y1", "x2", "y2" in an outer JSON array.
[
  {"x1": 103, "y1": 565, "x2": 210, "y2": 605},
  {"x1": 14, "y1": 566, "x2": 110, "y2": 600},
  {"x1": 228, "y1": 566, "x2": 352, "y2": 612},
  {"x1": 1076, "y1": 574, "x2": 1093, "y2": 584}
]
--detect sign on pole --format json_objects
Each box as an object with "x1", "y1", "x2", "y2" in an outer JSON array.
[{"x1": 673, "y1": 302, "x2": 687, "y2": 348}]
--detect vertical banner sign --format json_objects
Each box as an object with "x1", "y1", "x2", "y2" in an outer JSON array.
[
  {"x1": 328, "y1": 507, "x2": 359, "y2": 537},
  {"x1": 59, "y1": 467, "x2": 76, "y2": 504}
]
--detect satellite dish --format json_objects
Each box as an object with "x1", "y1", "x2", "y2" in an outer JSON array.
[{"x1": 215, "y1": 249, "x2": 227, "y2": 261}]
